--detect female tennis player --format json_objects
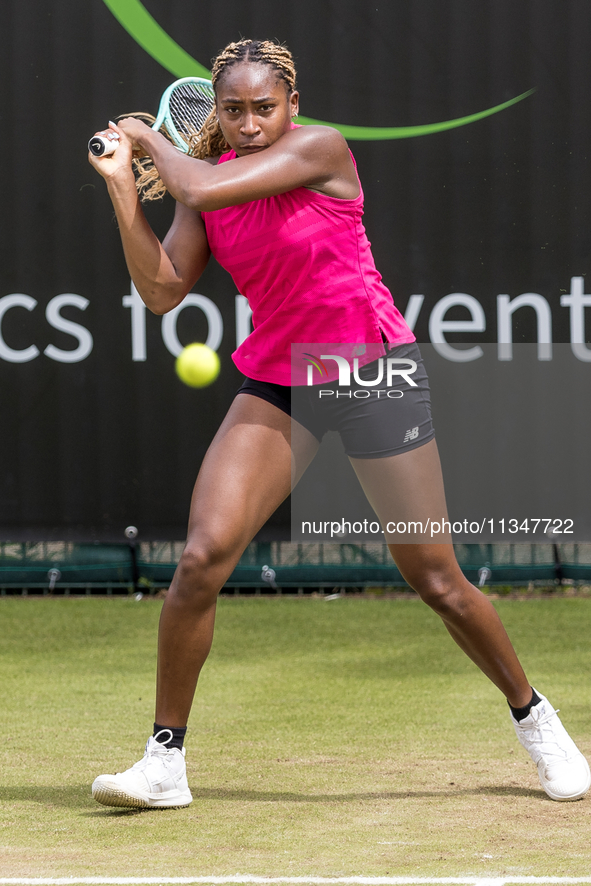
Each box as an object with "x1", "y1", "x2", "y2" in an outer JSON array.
[{"x1": 88, "y1": 39, "x2": 589, "y2": 807}]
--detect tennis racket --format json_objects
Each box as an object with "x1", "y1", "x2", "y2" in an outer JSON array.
[{"x1": 88, "y1": 76, "x2": 215, "y2": 157}]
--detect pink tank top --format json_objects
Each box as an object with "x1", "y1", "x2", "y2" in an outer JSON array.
[{"x1": 201, "y1": 143, "x2": 414, "y2": 385}]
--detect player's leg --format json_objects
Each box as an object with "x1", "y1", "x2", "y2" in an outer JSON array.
[
  {"x1": 92, "y1": 393, "x2": 319, "y2": 808},
  {"x1": 351, "y1": 439, "x2": 591, "y2": 800},
  {"x1": 351, "y1": 440, "x2": 530, "y2": 703},
  {"x1": 155, "y1": 393, "x2": 318, "y2": 727}
]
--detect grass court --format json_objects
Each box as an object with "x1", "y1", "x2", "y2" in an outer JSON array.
[{"x1": 0, "y1": 595, "x2": 590, "y2": 877}]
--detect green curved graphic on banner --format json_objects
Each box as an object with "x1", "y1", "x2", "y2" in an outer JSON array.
[
  {"x1": 102, "y1": 0, "x2": 535, "y2": 140},
  {"x1": 296, "y1": 91, "x2": 535, "y2": 140}
]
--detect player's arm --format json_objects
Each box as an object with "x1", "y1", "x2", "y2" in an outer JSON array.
[
  {"x1": 88, "y1": 125, "x2": 210, "y2": 315},
  {"x1": 115, "y1": 119, "x2": 357, "y2": 210}
]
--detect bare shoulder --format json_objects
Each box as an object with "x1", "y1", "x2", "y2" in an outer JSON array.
[
  {"x1": 287, "y1": 124, "x2": 349, "y2": 157},
  {"x1": 285, "y1": 125, "x2": 358, "y2": 198}
]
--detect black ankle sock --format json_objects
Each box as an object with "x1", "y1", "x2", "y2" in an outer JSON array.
[
  {"x1": 509, "y1": 688, "x2": 542, "y2": 722},
  {"x1": 153, "y1": 722, "x2": 187, "y2": 750}
]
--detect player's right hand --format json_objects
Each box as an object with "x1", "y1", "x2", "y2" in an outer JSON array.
[{"x1": 88, "y1": 121, "x2": 133, "y2": 179}]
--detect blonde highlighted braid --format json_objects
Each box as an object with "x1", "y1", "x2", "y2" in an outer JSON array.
[{"x1": 133, "y1": 39, "x2": 297, "y2": 202}]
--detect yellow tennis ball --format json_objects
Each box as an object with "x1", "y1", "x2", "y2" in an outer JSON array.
[{"x1": 175, "y1": 343, "x2": 220, "y2": 388}]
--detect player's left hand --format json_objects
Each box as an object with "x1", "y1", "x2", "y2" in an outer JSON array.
[{"x1": 116, "y1": 117, "x2": 153, "y2": 157}]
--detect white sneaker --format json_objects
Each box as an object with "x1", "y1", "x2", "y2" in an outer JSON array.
[
  {"x1": 92, "y1": 732, "x2": 193, "y2": 808},
  {"x1": 511, "y1": 690, "x2": 591, "y2": 801}
]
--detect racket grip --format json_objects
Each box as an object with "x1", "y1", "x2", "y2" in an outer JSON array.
[{"x1": 88, "y1": 135, "x2": 120, "y2": 157}]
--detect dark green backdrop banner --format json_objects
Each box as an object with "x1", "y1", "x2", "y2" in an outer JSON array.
[{"x1": 1, "y1": 0, "x2": 590, "y2": 540}]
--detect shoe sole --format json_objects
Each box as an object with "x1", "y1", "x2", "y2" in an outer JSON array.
[
  {"x1": 540, "y1": 784, "x2": 590, "y2": 801},
  {"x1": 92, "y1": 778, "x2": 193, "y2": 809},
  {"x1": 539, "y1": 758, "x2": 591, "y2": 802}
]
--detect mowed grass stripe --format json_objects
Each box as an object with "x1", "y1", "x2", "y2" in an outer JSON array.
[{"x1": 3, "y1": 878, "x2": 591, "y2": 885}]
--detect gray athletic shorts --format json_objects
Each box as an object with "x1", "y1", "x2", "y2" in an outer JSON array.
[{"x1": 236, "y1": 342, "x2": 435, "y2": 459}]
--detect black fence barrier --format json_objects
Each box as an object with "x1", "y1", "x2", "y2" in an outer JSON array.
[{"x1": 1, "y1": 542, "x2": 590, "y2": 594}]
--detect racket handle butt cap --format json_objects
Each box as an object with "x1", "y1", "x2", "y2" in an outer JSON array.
[{"x1": 88, "y1": 135, "x2": 119, "y2": 157}]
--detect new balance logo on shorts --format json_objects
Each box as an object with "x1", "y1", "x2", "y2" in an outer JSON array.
[{"x1": 403, "y1": 426, "x2": 419, "y2": 443}]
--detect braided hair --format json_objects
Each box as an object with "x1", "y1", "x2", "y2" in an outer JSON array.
[{"x1": 134, "y1": 39, "x2": 297, "y2": 201}]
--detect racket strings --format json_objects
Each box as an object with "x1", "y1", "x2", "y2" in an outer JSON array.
[
  {"x1": 167, "y1": 83, "x2": 215, "y2": 145},
  {"x1": 131, "y1": 78, "x2": 215, "y2": 200}
]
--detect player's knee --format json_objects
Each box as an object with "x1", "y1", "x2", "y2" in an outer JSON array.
[
  {"x1": 407, "y1": 568, "x2": 467, "y2": 616},
  {"x1": 174, "y1": 540, "x2": 234, "y2": 603},
  {"x1": 178, "y1": 544, "x2": 212, "y2": 577}
]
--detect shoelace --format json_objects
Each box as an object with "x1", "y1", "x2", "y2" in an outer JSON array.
[
  {"x1": 131, "y1": 732, "x2": 175, "y2": 772},
  {"x1": 518, "y1": 705, "x2": 571, "y2": 761}
]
